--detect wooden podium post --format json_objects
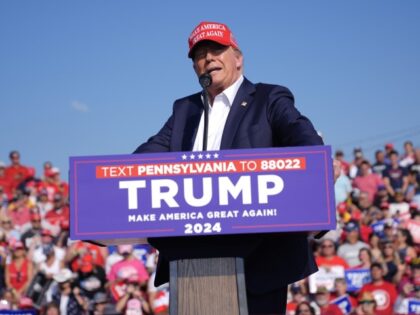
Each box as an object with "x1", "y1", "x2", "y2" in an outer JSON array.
[{"x1": 169, "y1": 257, "x2": 248, "y2": 315}]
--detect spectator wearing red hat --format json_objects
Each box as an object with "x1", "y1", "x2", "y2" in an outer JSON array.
[
  {"x1": 334, "y1": 150, "x2": 350, "y2": 177},
  {"x1": 359, "y1": 263, "x2": 398, "y2": 315},
  {"x1": 74, "y1": 254, "x2": 107, "y2": 301},
  {"x1": 66, "y1": 240, "x2": 107, "y2": 273},
  {"x1": 48, "y1": 167, "x2": 69, "y2": 200},
  {"x1": 4, "y1": 151, "x2": 31, "y2": 193},
  {"x1": 5, "y1": 240, "x2": 33, "y2": 299}
]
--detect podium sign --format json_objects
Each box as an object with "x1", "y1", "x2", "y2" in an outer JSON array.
[{"x1": 70, "y1": 145, "x2": 335, "y2": 242}]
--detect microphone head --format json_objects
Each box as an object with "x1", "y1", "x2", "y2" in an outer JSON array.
[{"x1": 199, "y1": 73, "x2": 212, "y2": 89}]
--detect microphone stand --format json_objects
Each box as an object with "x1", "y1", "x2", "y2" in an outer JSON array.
[{"x1": 199, "y1": 73, "x2": 212, "y2": 151}]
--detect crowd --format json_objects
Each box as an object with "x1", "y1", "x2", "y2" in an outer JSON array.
[{"x1": 0, "y1": 141, "x2": 419, "y2": 314}]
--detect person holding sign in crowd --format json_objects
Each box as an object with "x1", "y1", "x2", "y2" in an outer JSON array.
[{"x1": 134, "y1": 21, "x2": 327, "y2": 314}]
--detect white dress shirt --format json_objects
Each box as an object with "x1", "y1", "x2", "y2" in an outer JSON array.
[{"x1": 192, "y1": 75, "x2": 244, "y2": 151}]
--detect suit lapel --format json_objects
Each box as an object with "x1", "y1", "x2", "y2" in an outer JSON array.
[
  {"x1": 220, "y1": 78, "x2": 256, "y2": 149},
  {"x1": 181, "y1": 93, "x2": 203, "y2": 151}
]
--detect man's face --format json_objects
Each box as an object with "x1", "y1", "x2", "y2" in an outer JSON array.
[
  {"x1": 192, "y1": 41, "x2": 243, "y2": 97},
  {"x1": 371, "y1": 266, "x2": 383, "y2": 281},
  {"x1": 376, "y1": 151, "x2": 385, "y2": 163}
]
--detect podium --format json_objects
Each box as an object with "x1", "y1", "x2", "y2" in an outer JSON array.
[
  {"x1": 70, "y1": 146, "x2": 335, "y2": 314},
  {"x1": 170, "y1": 258, "x2": 247, "y2": 315}
]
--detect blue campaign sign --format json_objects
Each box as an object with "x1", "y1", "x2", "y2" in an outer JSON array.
[
  {"x1": 409, "y1": 299, "x2": 420, "y2": 314},
  {"x1": 70, "y1": 146, "x2": 335, "y2": 243},
  {"x1": 345, "y1": 269, "x2": 371, "y2": 292},
  {"x1": 331, "y1": 295, "x2": 352, "y2": 314}
]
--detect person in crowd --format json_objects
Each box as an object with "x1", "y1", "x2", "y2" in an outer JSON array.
[
  {"x1": 404, "y1": 207, "x2": 420, "y2": 248},
  {"x1": 337, "y1": 222, "x2": 369, "y2": 267},
  {"x1": 335, "y1": 150, "x2": 350, "y2": 176},
  {"x1": 21, "y1": 211, "x2": 43, "y2": 249},
  {"x1": 295, "y1": 301, "x2": 316, "y2": 315},
  {"x1": 368, "y1": 233, "x2": 383, "y2": 262},
  {"x1": 6, "y1": 188, "x2": 34, "y2": 233},
  {"x1": 380, "y1": 239, "x2": 405, "y2": 284},
  {"x1": 90, "y1": 291, "x2": 117, "y2": 315},
  {"x1": 107, "y1": 244, "x2": 149, "y2": 300},
  {"x1": 51, "y1": 268, "x2": 88, "y2": 314},
  {"x1": 349, "y1": 291, "x2": 377, "y2": 315},
  {"x1": 311, "y1": 286, "x2": 344, "y2": 315},
  {"x1": 352, "y1": 160, "x2": 384, "y2": 203},
  {"x1": 66, "y1": 240, "x2": 107, "y2": 274},
  {"x1": 75, "y1": 254, "x2": 107, "y2": 302},
  {"x1": 406, "y1": 170, "x2": 420, "y2": 207},
  {"x1": 394, "y1": 257, "x2": 420, "y2": 315},
  {"x1": 383, "y1": 150, "x2": 409, "y2": 199},
  {"x1": 335, "y1": 172, "x2": 352, "y2": 207},
  {"x1": 395, "y1": 228, "x2": 417, "y2": 263},
  {"x1": 316, "y1": 239, "x2": 349, "y2": 269},
  {"x1": 36, "y1": 189, "x2": 53, "y2": 218},
  {"x1": 353, "y1": 248, "x2": 373, "y2": 269},
  {"x1": 40, "y1": 301, "x2": 60, "y2": 315},
  {"x1": 5, "y1": 151, "x2": 31, "y2": 193},
  {"x1": 0, "y1": 162, "x2": 12, "y2": 200},
  {"x1": 372, "y1": 150, "x2": 387, "y2": 176},
  {"x1": 0, "y1": 214, "x2": 20, "y2": 241},
  {"x1": 31, "y1": 229, "x2": 65, "y2": 266},
  {"x1": 389, "y1": 189, "x2": 411, "y2": 222},
  {"x1": 44, "y1": 193, "x2": 69, "y2": 235},
  {"x1": 115, "y1": 274, "x2": 150, "y2": 314},
  {"x1": 400, "y1": 140, "x2": 416, "y2": 168},
  {"x1": 5, "y1": 240, "x2": 33, "y2": 299},
  {"x1": 330, "y1": 277, "x2": 357, "y2": 314},
  {"x1": 359, "y1": 262, "x2": 398, "y2": 315}
]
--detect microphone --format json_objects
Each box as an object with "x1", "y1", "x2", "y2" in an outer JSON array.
[
  {"x1": 199, "y1": 73, "x2": 212, "y2": 89},
  {"x1": 199, "y1": 73, "x2": 212, "y2": 151}
]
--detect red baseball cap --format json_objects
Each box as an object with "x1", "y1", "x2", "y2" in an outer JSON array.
[{"x1": 188, "y1": 21, "x2": 239, "y2": 58}]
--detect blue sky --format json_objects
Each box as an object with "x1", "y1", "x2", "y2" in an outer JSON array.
[{"x1": 1, "y1": 1, "x2": 419, "y2": 179}]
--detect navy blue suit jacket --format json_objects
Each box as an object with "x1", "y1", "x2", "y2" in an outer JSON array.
[{"x1": 134, "y1": 77, "x2": 323, "y2": 293}]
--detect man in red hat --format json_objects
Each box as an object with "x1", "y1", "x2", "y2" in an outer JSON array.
[{"x1": 134, "y1": 21, "x2": 325, "y2": 314}]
